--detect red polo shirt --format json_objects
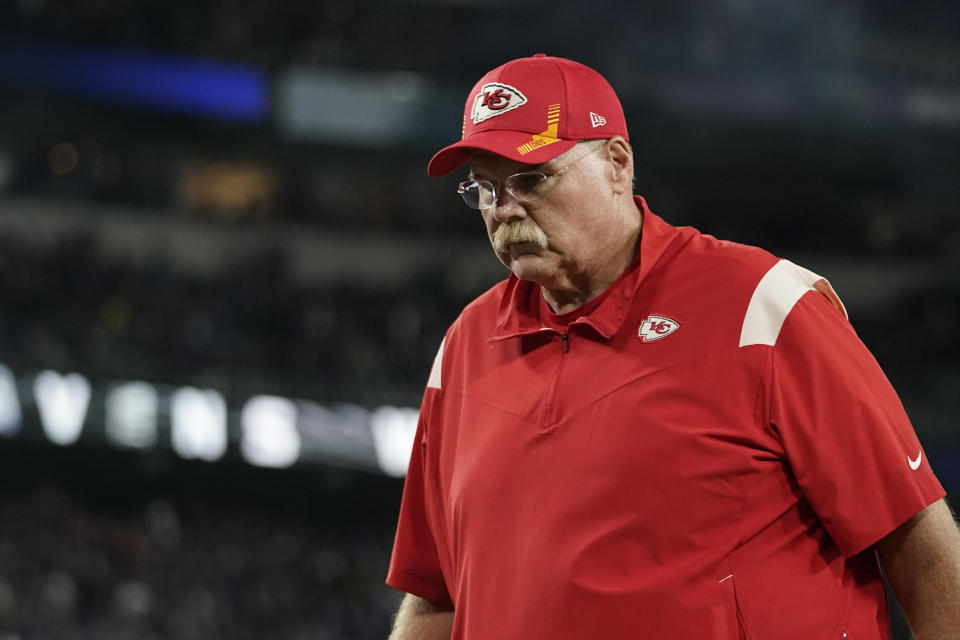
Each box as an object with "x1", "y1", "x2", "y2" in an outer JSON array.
[{"x1": 387, "y1": 198, "x2": 944, "y2": 639}]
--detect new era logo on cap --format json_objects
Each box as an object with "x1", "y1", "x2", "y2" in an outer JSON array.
[
  {"x1": 590, "y1": 112, "x2": 607, "y2": 128},
  {"x1": 471, "y1": 83, "x2": 528, "y2": 124}
]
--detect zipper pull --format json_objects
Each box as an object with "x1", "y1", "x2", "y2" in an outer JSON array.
[{"x1": 561, "y1": 332, "x2": 569, "y2": 353}]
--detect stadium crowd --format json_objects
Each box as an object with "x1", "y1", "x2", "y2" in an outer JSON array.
[
  {"x1": 0, "y1": 231, "x2": 470, "y2": 408},
  {"x1": 0, "y1": 444, "x2": 401, "y2": 640}
]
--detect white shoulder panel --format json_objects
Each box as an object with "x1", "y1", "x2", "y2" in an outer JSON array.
[
  {"x1": 426, "y1": 337, "x2": 445, "y2": 389},
  {"x1": 739, "y1": 259, "x2": 845, "y2": 347}
]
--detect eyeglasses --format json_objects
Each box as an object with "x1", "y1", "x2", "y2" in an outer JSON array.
[{"x1": 457, "y1": 142, "x2": 605, "y2": 210}]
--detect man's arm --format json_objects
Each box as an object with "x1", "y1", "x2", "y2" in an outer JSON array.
[
  {"x1": 388, "y1": 593, "x2": 454, "y2": 640},
  {"x1": 875, "y1": 498, "x2": 960, "y2": 639}
]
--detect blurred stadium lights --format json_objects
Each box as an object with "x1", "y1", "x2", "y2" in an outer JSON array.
[
  {"x1": 33, "y1": 370, "x2": 91, "y2": 446},
  {"x1": 47, "y1": 142, "x2": 80, "y2": 176},
  {"x1": 0, "y1": 37, "x2": 268, "y2": 122},
  {"x1": 240, "y1": 395, "x2": 301, "y2": 468},
  {"x1": 661, "y1": 72, "x2": 960, "y2": 129},
  {"x1": 178, "y1": 160, "x2": 279, "y2": 219},
  {"x1": 0, "y1": 365, "x2": 21, "y2": 437},
  {"x1": 105, "y1": 381, "x2": 159, "y2": 449},
  {"x1": 906, "y1": 87, "x2": 960, "y2": 127},
  {"x1": 370, "y1": 406, "x2": 421, "y2": 478},
  {"x1": 1, "y1": 362, "x2": 419, "y2": 476},
  {"x1": 171, "y1": 387, "x2": 229, "y2": 462},
  {"x1": 276, "y1": 67, "x2": 449, "y2": 144}
]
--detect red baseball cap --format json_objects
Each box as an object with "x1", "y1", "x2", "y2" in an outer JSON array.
[{"x1": 427, "y1": 54, "x2": 629, "y2": 177}]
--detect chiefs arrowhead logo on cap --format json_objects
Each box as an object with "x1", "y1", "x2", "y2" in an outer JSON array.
[{"x1": 470, "y1": 83, "x2": 528, "y2": 124}]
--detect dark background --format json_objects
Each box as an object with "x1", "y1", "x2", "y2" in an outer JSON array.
[{"x1": 0, "y1": 1, "x2": 958, "y2": 637}]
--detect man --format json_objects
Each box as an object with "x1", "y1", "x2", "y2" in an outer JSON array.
[{"x1": 386, "y1": 54, "x2": 960, "y2": 639}]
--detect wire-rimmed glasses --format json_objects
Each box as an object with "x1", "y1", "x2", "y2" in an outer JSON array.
[{"x1": 457, "y1": 142, "x2": 605, "y2": 210}]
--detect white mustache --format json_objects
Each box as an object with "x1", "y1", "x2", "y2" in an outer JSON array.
[{"x1": 491, "y1": 221, "x2": 549, "y2": 255}]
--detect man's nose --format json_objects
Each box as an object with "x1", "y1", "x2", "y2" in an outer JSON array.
[{"x1": 489, "y1": 189, "x2": 526, "y2": 223}]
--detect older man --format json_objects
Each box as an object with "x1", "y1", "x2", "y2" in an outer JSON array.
[{"x1": 386, "y1": 54, "x2": 960, "y2": 639}]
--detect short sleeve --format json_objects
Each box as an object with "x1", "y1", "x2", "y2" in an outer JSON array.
[
  {"x1": 386, "y1": 389, "x2": 453, "y2": 606},
  {"x1": 768, "y1": 290, "x2": 945, "y2": 557}
]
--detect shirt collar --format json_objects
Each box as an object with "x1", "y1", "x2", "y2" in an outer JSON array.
[{"x1": 490, "y1": 196, "x2": 682, "y2": 342}]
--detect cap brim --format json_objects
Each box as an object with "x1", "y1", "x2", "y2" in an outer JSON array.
[{"x1": 427, "y1": 130, "x2": 579, "y2": 177}]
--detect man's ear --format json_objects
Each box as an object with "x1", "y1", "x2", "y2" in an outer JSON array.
[{"x1": 605, "y1": 136, "x2": 634, "y2": 195}]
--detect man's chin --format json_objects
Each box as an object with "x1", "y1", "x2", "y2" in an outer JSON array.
[{"x1": 506, "y1": 252, "x2": 550, "y2": 281}]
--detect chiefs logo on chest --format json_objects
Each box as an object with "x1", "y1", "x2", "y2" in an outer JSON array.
[{"x1": 638, "y1": 315, "x2": 681, "y2": 342}]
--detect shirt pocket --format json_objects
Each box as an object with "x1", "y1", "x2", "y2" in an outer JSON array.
[{"x1": 714, "y1": 572, "x2": 749, "y2": 639}]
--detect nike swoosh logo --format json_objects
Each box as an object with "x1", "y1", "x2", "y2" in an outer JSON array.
[{"x1": 908, "y1": 451, "x2": 922, "y2": 471}]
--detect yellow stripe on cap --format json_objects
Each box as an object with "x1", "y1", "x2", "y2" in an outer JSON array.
[{"x1": 516, "y1": 104, "x2": 562, "y2": 156}]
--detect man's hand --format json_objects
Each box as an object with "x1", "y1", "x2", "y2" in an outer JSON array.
[
  {"x1": 876, "y1": 498, "x2": 960, "y2": 639},
  {"x1": 388, "y1": 593, "x2": 454, "y2": 640}
]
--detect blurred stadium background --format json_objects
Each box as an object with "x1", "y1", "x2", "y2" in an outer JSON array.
[{"x1": 0, "y1": 1, "x2": 957, "y2": 638}]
